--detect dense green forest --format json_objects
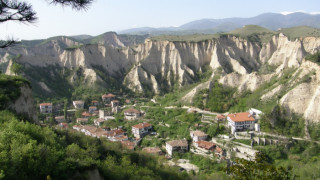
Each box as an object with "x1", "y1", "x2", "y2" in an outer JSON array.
[{"x1": 0, "y1": 110, "x2": 188, "y2": 180}]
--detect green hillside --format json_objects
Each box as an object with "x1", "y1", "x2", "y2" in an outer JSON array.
[
  {"x1": 229, "y1": 25, "x2": 276, "y2": 44},
  {"x1": 278, "y1": 26, "x2": 320, "y2": 40}
]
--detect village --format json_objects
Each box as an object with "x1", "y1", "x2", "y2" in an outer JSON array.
[{"x1": 38, "y1": 93, "x2": 278, "y2": 172}]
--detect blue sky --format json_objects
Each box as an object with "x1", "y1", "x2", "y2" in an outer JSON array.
[{"x1": 0, "y1": 0, "x2": 319, "y2": 40}]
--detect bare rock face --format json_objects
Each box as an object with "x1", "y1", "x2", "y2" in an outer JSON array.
[
  {"x1": 8, "y1": 85, "x2": 38, "y2": 123},
  {"x1": 2, "y1": 32, "x2": 320, "y2": 123},
  {"x1": 280, "y1": 61, "x2": 320, "y2": 123}
]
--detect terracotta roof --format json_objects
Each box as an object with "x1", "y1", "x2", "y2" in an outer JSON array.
[
  {"x1": 92, "y1": 100, "x2": 98, "y2": 103},
  {"x1": 82, "y1": 112, "x2": 91, "y2": 116},
  {"x1": 132, "y1": 123, "x2": 152, "y2": 129},
  {"x1": 124, "y1": 108, "x2": 140, "y2": 114},
  {"x1": 216, "y1": 146, "x2": 223, "y2": 153},
  {"x1": 191, "y1": 130, "x2": 207, "y2": 137},
  {"x1": 89, "y1": 106, "x2": 97, "y2": 109},
  {"x1": 40, "y1": 103, "x2": 52, "y2": 106},
  {"x1": 196, "y1": 141, "x2": 216, "y2": 150},
  {"x1": 107, "y1": 129, "x2": 125, "y2": 137},
  {"x1": 142, "y1": 147, "x2": 161, "y2": 154},
  {"x1": 227, "y1": 112, "x2": 255, "y2": 122},
  {"x1": 167, "y1": 139, "x2": 188, "y2": 147},
  {"x1": 216, "y1": 114, "x2": 226, "y2": 119},
  {"x1": 111, "y1": 100, "x2": 119, "y2": 103},
  {"x1": 102, "y1": 93, "x2": 116, "y2": 98},
  {"x1": 77, "y1": 118, "x2": 88, "y2": 122}
]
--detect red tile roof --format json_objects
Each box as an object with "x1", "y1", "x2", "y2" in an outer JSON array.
[
  {"x1": 227, "y1": 112, "x2": 255, "y2": 122},
  {"x1": 77, "y1": 118, "x2": 88, "y2": 122},
  {"x1": 111, "y1": 100, "x2": 119, "y2": 103},
  {"x1": 102, "y1": 93, "x2": 116, "y2": 98},
  {"x1": 132, "y1": 123, "x2": 152, "y2": 129},
  {"x1": 40, "y1": 103, "x2": 52, "y2": 106},
  {"x1": 124, "y1": 108, "x2": 140, "y2": 114},
  {"x1": 82, "y1": 112, "x2": 91, "y2": 117},
  {"x1": 89, "y1": 106, "x2": 97, "y2": 109},
  {"x1": 196, "y1": 141, "x2": 216, "y2": 150}
]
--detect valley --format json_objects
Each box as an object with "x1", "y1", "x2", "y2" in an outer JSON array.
[{"x1": 1, "y1": 25, "x2": 320, "y2": 179}]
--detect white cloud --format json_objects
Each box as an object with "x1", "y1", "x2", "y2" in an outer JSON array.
[{"x1": 280, "y1": 10, "x2": 320, "y2": 15}]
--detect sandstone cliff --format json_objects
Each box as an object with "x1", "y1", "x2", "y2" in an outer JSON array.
[{"x1": 1, "y1": 32, "x2": 320, "y2": 122}]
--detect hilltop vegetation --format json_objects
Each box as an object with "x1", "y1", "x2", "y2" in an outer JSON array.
[{"x1": 279, "y1": 26, "x2": 320, "y2": 40}]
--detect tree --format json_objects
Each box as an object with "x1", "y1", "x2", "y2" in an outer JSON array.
[
  {"x1": 64, "y1": 99, "x2": 68, "y2": 120},
  {"x1": 227, "y1": 152, "x2": 292, "y2": 180},
  {"x1": 10, "y1": 61, "x2": 23, "y2": 75},
  {"x1": 0, "y1": 0, "x2": 93, "y2": 48}
]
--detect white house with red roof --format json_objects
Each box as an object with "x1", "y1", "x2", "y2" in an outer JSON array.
[
  {"x1": 132, "y1": 123, "x2": 152, "y2": 138},
  {"x1": 227, "y1": 112, "x2": 256, "y2": 134},
  {"x1": 39, "y1": 103, "x2": 52, "y2": 113}
]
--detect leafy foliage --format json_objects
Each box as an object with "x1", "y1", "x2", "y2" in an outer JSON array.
[
  {"x1": 227, "y1": 152, "x2": 292, "y2": 180},
  {"x1": 207, "y1": 82, "x2": 236, "y2": 112},
  {"x1": 0, "y1": 74, "x2": 30, "y2": 110},
  {"x1": 0, "y1": 110, "x2": 187, "y2": 180}
]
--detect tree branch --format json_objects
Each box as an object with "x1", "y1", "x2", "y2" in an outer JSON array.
[{"x1": 48, "y1": 0, "x2": 94, "y2": 10}]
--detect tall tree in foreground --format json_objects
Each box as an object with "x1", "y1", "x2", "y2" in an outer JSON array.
[{"x1": 0, "y1": 0, "x2": 93, "y2": 48}]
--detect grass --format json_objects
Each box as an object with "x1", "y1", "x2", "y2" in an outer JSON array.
[
  {"x1": 278, "y1": 26, "x2": 320, "y2": 41},
  {"x1": 150, "y1": 34, "x2": 220, "y2": 42}
]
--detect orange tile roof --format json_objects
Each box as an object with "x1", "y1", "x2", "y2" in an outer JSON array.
[
  {"x1": 227, "y1": 112, "x2": 255, "y2": 122},
  {"x1": 124, "y1": 108, "x2": 140, "y2": 114},
  {"x1": 40, "y1": 103, "x2": 52, "y2": 106},
  {"x1": 196, "y1": 141, "x2": 216, "y2": 150},
  {"x1": 132, "y1": 123, "x2": 152, "y2": 129},
  {"x1": 111, "y1": 100, "x2": 119, "y2": 103},
  {"x1": 82, "y1": 112, "x2": 91, "y2": 117},
  {"x1": 102, "y1": 93, "x2": 116, "y2": 98},
  {"x1": 89, "y1": 106, "x2": 97, "y2": 109}
]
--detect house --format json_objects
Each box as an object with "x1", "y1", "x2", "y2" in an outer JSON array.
[
  {"x1": 194, "y1": 141, "x2": 216, "y2": 152},
  {"x1": 124, "y1": 108, "x2": 141, "y2": 120},
  {"x1": 82, "y1": 112, "x2": 91, "y2": 118},
  {"x1": 132, "y1": 123, "x2": 152, "y2": 138},
  {"x1": 125, "y1": 99, "x2": 132, "y2": 104},
  {"x1": 94, "y1": 118, "x2": 106, "y2": 127},
  {"x1": 102, "y1": 93, "x2": 116, "y2": 104},
  {"x1": 142, "y1": 147, "x2": 162, "y2": 155},
  {"x1": 89, "y1": 106, "x2": 97, "y2": 113},
  {"x1": 99, "y1": 109, "x2": 113, "y2": 119},
  {"x1": 91, "y1": 100, "x2": 99, "y2": 106},
  {"x1": 190, "y1": 130, "x2": 207, "y2": 142},
  {"x1": 39, "y1": 103, "x2": 52, "y2": 113},
  {"x1": 55, "y1": 116, "x2": 66, "y2": 123},
  {"x1": 227, "y1": 112, "x2": 256, "y2": 134},
  {"x1": 216, "y1": 114, "x2": 226, "y2": 121},
  {"x1": 111, "y1": 100, "x2": 120, "y2": 107},
  {"x1": 106, "y1": 129, "x2": 126, "y2": 141},
  {"x1": 215, "y1": 146, "x2": 225, "y2": 158},
  {"x1": 166, "y1": 139, "x2": 188, "y2": 157},
  {"x1": 73, "y1": 100, "x2": 84, "y2": 109},
  {"x1": 77, "y1": 118, "x2": 89, "y2": 124}
]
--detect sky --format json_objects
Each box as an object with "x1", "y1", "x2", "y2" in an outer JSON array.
[{"x1": 0, "y1": 0, "x2": 320, "y2": 40}]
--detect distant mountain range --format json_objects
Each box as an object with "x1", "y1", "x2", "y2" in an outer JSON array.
[{"x1": 118, "y1": 12, "x2": 320, "y2": 35}]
